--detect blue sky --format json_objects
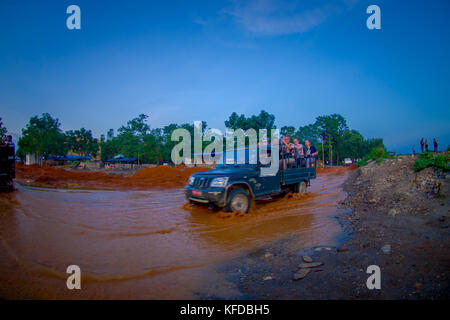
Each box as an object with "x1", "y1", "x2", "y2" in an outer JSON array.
[{"x1": 0, "y1": 0, "x2": 449, "y2": 153}]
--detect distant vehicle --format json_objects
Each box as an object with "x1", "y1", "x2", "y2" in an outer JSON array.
[
  {"x1": 0, "y1": 143, "x2": 15, "y2": 191},
  {"x1": 184, "y1": 146, "x2": 317, "y2": 213},
  {"x1": 343, "y1": 158, "x2": 353, "y2": 166}
]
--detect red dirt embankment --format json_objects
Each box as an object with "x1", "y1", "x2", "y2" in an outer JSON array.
[
  {"x1": 15, "y1": 163, "x2": 355, "y2": 190},
  {"x1": 15, "y1": 164, "x2": 211, "y2": 190},
  {"x1": 317, "y1": 164, "x2": 356, "y2": 174}
]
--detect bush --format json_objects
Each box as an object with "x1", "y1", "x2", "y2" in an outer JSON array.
[
  {"x1": 434, "y1": 155, "x2": 450, "y2": 171},
  {"x1": 357, "y1": 159, "x2": 368, "y2": 167},
  {"x1": 418, "y1": 152, "x2": 434, "y2": 160},
  {"x1": 371, "y1": 147, "x2": 389, "y2": 163},
  {"x1": 414, "y1": 158, "x2": 434, "y2": 171},
  {"x1": 414, "y1": 153, "x2": 449, "y2": 172},
  {"x1": 357, "y1": 147, "x2": 391, "y2": 167}
]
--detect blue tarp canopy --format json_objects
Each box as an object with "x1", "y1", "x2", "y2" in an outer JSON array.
[
  {"x1": 48, "y1": 155, "x2": 91, "y2": 161},
  {"x1": 105, "y1": 157, "x2": 137, "y2": 163}
]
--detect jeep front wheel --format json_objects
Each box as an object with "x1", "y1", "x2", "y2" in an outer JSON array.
[{"x1": 226, "y1": 188, "x2": 250, "y2": 213}]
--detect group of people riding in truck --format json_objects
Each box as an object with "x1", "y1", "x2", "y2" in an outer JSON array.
[{"x1": 278, "y1": 136, "x2": 318, "y2": 169}]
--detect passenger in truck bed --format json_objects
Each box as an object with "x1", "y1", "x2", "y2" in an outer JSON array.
[
  {"x1": 293, "y1": 138, "x2": 305, "y2": 168},
  {"x1": 280, "y1": 136, "x2": 294, "y2": 169},
  {"x1": 305, "y1": 140, "x2": 318, "y2": 168}
]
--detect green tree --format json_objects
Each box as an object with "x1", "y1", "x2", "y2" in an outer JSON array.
[
  {"x1": 0, "y1": 117, "x2": 7, "y2": 136},
  {"x1": 118, "y1": 114, "x2": 150, "y2": 136},
  {"x1": 339, "y1": 130, "x2": 366, "y2": 160},
  {"x1": 66, "y1": 128, "x2": 99, "y2": 157},
  {"x1": 315, "y1": 114, "x2": 348, "y2": 164},
  {"x1": 366, "y1": 138, "x2": 386, "y2": 152},
  {"x1": 142, "y1": 128, "x2": 163, "y2": 164},
  {"x1": 146, "y1": 128, "x2": 165, "y2": 164},
  {"x1": 18, "y1": 113, "x2": 68, "y2": 160},
  {"x1": 281, "y1": 126, "x2": 296, "y2": 140},
  {"x1": 99, "y1": 138, "x2": 120, "y2": 161},
  {"x1": 225, "y1": 110, "x2": 276, "y2": 131},
  {"x1": 117, "y1": 114, "x2": 150, "y2": 164},
  {"x1": 107, "y1": 129, "x2": 114, "y2": 141},
  {"x1": 295, "y1": 123, "x2": 320, "y2": 144}
]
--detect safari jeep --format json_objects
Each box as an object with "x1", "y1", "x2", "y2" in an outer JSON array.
[{"x1": 184, "y1": 147, "x2": 316, "y2": 212}]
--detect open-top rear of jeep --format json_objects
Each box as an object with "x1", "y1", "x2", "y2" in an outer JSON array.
[{"x1": 184, "y1": 146, "x2": 316, "y2": 212}]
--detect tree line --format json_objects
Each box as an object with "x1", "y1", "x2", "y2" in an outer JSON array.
[{"x1": 10, "y1": 110, "x2": 385, "y2": 165}]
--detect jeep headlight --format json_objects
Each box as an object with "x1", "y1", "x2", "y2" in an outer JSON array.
[
  {"x1": 210, "y1": 177, "x2": 229, "y2": 187},
  {"x1": 188, "y1": 176, "x2": 195, "y2": 185}
]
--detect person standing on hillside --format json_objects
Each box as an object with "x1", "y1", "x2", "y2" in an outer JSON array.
[
  {"x1": 433, "y1": 138, "x2": 438, "y2": 152},
  {"x1": 420, "y1": 138, "x2": 424, "y2": 153},
  {"x1": 425, "y1": 139, "x2": 429, "y2": 152},
  {"x1": 6, "y1": 135, "x2": 14, "y2": 147},
  {"x1": 412, "y1": 146, "x2": 416, "y2": 155}
]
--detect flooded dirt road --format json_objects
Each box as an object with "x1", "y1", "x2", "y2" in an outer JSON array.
[{"x1": 0, "y1": 170, "x2": 349, "y2": 299}]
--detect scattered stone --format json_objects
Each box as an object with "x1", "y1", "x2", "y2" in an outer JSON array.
[
  {"x1": 337, "y1": 247, "x2": 348, "y2": 253},
  {"x1": 293, "y1": 269, "x2": 311, "y2": 281},
  {"x1": 314, "y1": 247, "x2": 332, "y2": 251},
  {"x1": 388, "y1": 208, "x2": 398, "y2": 217},
  {"x1": 264, "y1": 252, "x2": 273, "y2": 259},
  {"x1": 263, "y1": 275, "x2": 273, "y2": 281},
  {"x1": 302, "y1": 255, "x2": 313, "y2": 263},
  {"x1": 381, "y1": 244, "x2": 391, "y2": 254},
  {"x1": 368, "y1": 199, "x2": 377, "y2": 204},
  {"x1": 298, "y1": 262, "x2": 324, "y2": 268}
]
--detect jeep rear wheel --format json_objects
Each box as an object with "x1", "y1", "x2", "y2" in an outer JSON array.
[
  {"x1": 299, "y1": 181, "x2": 307, "y2": 195},
  {"x1": 226, "y1": 188, "x2": 250, "y2": 213}
]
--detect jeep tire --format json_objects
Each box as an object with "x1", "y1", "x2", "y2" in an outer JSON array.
[{"x1": 226, "y1": 188, "x2": 250, "y2": 213}]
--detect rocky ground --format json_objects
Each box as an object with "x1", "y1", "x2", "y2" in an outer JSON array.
[{"x1": 206, "y1": 154, "x2": 449, "y2": 299}]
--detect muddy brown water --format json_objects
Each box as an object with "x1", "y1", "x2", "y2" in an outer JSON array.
[{"x1": 0, "y1": 171, "x2": 349, "y2": 299}]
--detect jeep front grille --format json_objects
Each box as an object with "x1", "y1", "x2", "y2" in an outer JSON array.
[{"x1": 193, "y1": 177, "x2": 210, "y2": 188}]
